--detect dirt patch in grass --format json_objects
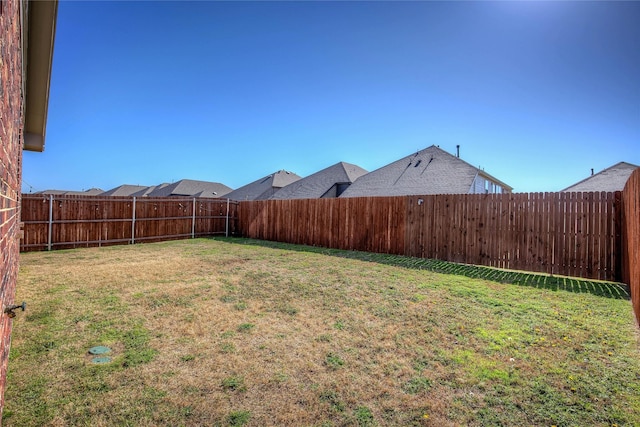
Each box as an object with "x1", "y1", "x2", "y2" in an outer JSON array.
[{"x1": 6, "y1": 238, "x2": 640, "y2": 426}]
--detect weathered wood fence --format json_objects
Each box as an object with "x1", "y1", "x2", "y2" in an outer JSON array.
[
  {"x1": 622, "y1": 169, "x2": 640, "y2": 324},
  {"x1": 239, "y1": 192, "x2": 623, "y2": 282},
  {"x1": 19, "y1": 181, "x2": 640, "y2": 322},
  {"x1": 20, "y1": 195, "x2": 238, "y2": 251}
]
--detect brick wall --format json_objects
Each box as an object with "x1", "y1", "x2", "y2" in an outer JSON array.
[{"x1": 0, "y1": 0, "x2": 24, "y2": 412}]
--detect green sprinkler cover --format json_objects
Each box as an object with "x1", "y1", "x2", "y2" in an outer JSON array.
[
  {"x1": 92, "y1": 356, "x2": 112, "y2": 364},
  {"x1": 88, "y1": 346, "x2": 111, "y2": 355}
]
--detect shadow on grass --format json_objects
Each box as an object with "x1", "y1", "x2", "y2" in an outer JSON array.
[{"x1": 213, "y1": 237, "x2": 630, "y2": 301}]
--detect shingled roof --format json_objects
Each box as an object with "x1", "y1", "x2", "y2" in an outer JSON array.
[
  {"x1": 225, "y1": 170, "x2": 301, "y2": 201},
  {"x1": 34, "y1": 188, "x2": 104, "y2": 196},
  {"x1": 129, "y1": 184, "x2": 169, "y2": 197},
  {"x1": 340, "y1": 145, "x2": 512, "y2": 197},
  {"x1": 271, "y1": 162, "x2": 368, "y2": 200},
  {"x1": 101, "y1": 184, "x2": 151, "y2": 197},
  {"x1": 69, "y1": 188, "x2": 104, "y2": 196},
  {"x1": 562, "y1": 162, "x2": 639, "y2": 192},
  {"x1": 145, "y1": 179, "x2": 232, "y2": 198}
]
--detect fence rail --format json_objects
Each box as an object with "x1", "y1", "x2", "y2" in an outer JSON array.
[
  {"x1": 20, "y1": 195, "x2": 239, "y2": 251},
  {"x1": 239, "y1": 192, "x2": 622, "y2": 282},
  {"x1": 622, "y1": 168, "x2": 640, "y2": 324}
]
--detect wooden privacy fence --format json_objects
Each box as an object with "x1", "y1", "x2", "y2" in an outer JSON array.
[
  {"x1": 239, "y1": 192, "x2": 622, "y2": 282},
  {"x1": 622, "y1": 168, "x2": 640, "y2": 324},
  {"x1": 20, "y1": 194, "x2": 239, "y2": 252}
]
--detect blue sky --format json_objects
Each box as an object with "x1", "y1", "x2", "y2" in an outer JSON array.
[{"x1": 22, "y1": 1, "x2": 640, "y2": 193}]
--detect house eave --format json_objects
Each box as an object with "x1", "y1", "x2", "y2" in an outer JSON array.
[
  {"x1": 22, "y1": 0, "x2": 58, "y2": 152},
  {"x1": 478, "y1": 170, "x2": 513, "y2": 192}
]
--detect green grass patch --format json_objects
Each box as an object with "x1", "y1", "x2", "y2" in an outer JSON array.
[
  {"x1": 353, "y1": 406, "x2": 375, "y2": 426},
  {"x1": 325, "y1": 352, "x2": 345, "y2": 370},
  {"x1": 319, "y1": 389, "x2": 346, "y2": 412},
  {"x1": 236, "y1": 323, "x2": 255, "y2": 333},
  {"x1": 402, "y1": 377, "x2": 432, "y2": 394},
  {"x1": 227, "y1": 410, "x2": 251, "y2": 426},
  {"x1": 6, "y1": 237, "x2": 640, "y2": 426},
  {"x1": 221, "y1": 375, "x2": 246, "y2": 392}
]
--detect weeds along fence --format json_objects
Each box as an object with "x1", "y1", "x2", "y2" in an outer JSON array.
[
  {"x1": 622, "y1": 168, "x2": 640, "y2": 324},
  {"x1": 238, "y1": 192, "x2": 623, "y2": 282},
  {"x1": 20, "y1": 195, "x2": 239, "y2": 252}
]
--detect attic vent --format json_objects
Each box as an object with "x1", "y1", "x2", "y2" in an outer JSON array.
[{"x1": 414, "y1": 160, "x2": 422, "y2": 168}]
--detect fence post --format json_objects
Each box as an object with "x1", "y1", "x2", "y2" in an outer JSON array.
[
  {"x1": 192, "y1": 197, "x2": 196, "y2": 239},
  {"x1": 225, "y1": 198, "x2": 230, "y2": 237},
  {"x1": 131, "y1": 196, "x2": 136, "y2": 244},
  {"x1": 47, "y1": 194, "x2": 53, "y2": 251}
]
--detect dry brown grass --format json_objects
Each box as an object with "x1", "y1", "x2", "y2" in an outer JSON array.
[{"x1": 5, "y1": 238, "x2": 640, "y2": 426}]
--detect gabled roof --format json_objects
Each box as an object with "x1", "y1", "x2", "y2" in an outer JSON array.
[
  {"x1": 562, "y1": 162, "x2": 639, "y2": 192},
  {"x1": 129, "y1": 184, "x2": 167, "y2": 197},
  {"x1": 271, "y1": 162, "x2": 368, "y2": 200},
  {"x1": 145, "y1": 179, "x2": 232, "y2": 198},
  {"x1": 64, "y1": 188, "x2": 103, "y2": 196},
  {"x1": 34, "y1": 189, "x2": 69, "y2": 195},
  {"x1": 100, "y1": 184, "x2": 151, "y2": 197},
  {"x1": 225, "y1": 170, "x2": 301, "y2": 201},
  {"x1": 32, "y1": 188, "x2": 102, "y2": 196},
  {"x1": 340, "y1": 145, "x2": 512, "y2": 198}
]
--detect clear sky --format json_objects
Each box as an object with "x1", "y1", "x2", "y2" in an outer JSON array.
[{"x1": 22, "y1": 0, "x2": 640, "y2": 194}]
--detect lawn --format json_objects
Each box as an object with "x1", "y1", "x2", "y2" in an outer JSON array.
[{"x1": 5, "y1": 238, "x2": 640, "y2": 426}]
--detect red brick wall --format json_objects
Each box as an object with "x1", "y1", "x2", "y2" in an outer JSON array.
[{"x1": 0, "y1": 0, "x2": 24, "y2": 413}]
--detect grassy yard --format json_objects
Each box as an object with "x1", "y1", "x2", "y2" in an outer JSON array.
[{"x1": 5, "y1": 238, "x2": 640, "y2": 426}]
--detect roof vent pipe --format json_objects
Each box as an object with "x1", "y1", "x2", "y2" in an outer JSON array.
[
  {"x1": 591, "y1": 168, "x2": 594, "y2": 176},
  {"x1": 456, "y1": 145, "x2": 460, "y2": 158}
]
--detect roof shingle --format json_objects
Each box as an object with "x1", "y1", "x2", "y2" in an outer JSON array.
[{"x1": 271, "y1": 162, "x2": 368, "y2": 200}]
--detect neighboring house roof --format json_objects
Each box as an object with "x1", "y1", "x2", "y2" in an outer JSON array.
[
  {"x1": 34, "y1": 189, "x2": 68, "y2": 195},
  {"x1": 22, "y1": 0, "x2": 58, "y2": 152},
  {"x1": 271, "y1": 162, "x2": 368, "y2": 200},
  {"x1": 100, "y1": 184, "x2": 151, "y2": 197},
  {"x1": 193, "y1": 190, "x2": 218, "y2": 198},
  {"x1": 562, "y1": 162, "x2": 639, "y2": 192},
  {"x1": 34, "y1": 188, "x2": 103, "y2": 196},
  {"x1": 129, "y1": 185, "x2": 164, "y2": 197},
  {"x1": 65, "y1": 188, "x2": 103, "y2": 196},
  {"x1": 145, "y1": 179, "x2": 232, "y2": 198},
  {"x1": 225, "y1": 170, "x2": 302, "y2": 201},
  {"x1": 340, "y1": 145, "x2": 512, "y2": 198}
]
